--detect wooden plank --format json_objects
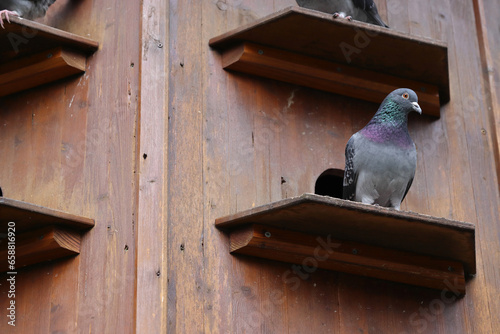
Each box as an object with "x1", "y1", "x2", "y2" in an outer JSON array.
[
  {"x1": 475, "y1": 0, "x2": 500, "y2": 186},
  {"x1": 73, "y1": 0, "x2": 140, "y2": 331},
  {"x1": 135, "y1": 0, "x2": 169, "y2": 332},
  {"x1": 230, "y1": 224, "x2": 466, "y2": 293},
  {"x1": 0, "y1": 197, "x2": 95, "y2": 233},
  {"x1": 449, "y1": 0, "x2": 500, "y2": 333},
  {"x1": 0, "y1": 1, "x2": 135, "y2": 333},
  {"x1": 167, "y1": 0, "x2": 205, "y2": 333},
  {"x1": 473, "y1": 2, "x2": 500, "y2": 332},
  {"x1": 246, "y1": 51, "x2": 289, "y2": 333},
  {"x1": 0, "y1": 16, "x2": 98, "y2": 62},
  {"x1": 222, "y1": 42, "x2": 440, "y2": 116},
  {"x1": 216, "y1": 193, "x2": 476, "y2": 275},
  {"x1": 0, "y1": 47, "x2": 86, "y2": 97},
  {"x1": 48, "y1": 257, "x2": 80, "y2": 333},
  {"x1": 209, "y1": 6, "x2": 450, "y2": 108},
  {"x1": 0, "y1": 261, "x2": 54, "y2": 333},
  {"x1": 0, "y1": 225, "x2": 80, "y2": 272},
  {"x1": 200, "y1": 1, "x2": 260, "y2": 332}
]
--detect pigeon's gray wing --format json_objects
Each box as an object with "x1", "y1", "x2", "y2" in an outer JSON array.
[
  {"x1": 343, "y1": 134, "x2": 357, "y2": 201},
  {"x1": 0, "y1": 0, "x2": 17, "y2": 10},
  {"x1": 352, "y1": 0, "x2": 389, "y2": 27}
]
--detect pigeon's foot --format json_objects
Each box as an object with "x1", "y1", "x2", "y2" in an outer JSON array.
[
  {"x1": 333, "y1": 12, "x2": 345, "y2": 19},
  {"x1": 0, "y1": 10, "x2": 19, "y2": 29},
  {"x1": 333, "y1": 12, "x2": 352, "y2": 22}
]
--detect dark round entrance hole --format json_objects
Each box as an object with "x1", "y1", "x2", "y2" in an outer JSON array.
[{"x1": 315, "y1": 169, "x2": 344, "y2": 199}]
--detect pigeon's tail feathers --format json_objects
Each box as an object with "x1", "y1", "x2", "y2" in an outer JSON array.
[
  {"x1": 352, "y1": 0, "x2": 389, "y2": 27},
  {"x1": 400, "y1": 174, "x2": 415, "y2": 203},
  {"x1": 368, "y1": 12, "x2": 389, "y2": 28}
]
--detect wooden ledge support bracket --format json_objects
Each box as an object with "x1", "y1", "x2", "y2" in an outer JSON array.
[
  {"x1": 222, "y1": 42, "x2": 441, "y2": 117},
  {"x1": 0, "y1": 225, "x2": 81, "y2": 272},
  {"x1": 0, "y1": 47, "x2": 86, "y2": 97},
  {"x1": 230, "y1": 224, "x2": 466, "y2": 294}
]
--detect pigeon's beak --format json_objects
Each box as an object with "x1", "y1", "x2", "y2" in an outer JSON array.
[{"x1": 412, "y1": 102, "x2": 422, "y2": 114}]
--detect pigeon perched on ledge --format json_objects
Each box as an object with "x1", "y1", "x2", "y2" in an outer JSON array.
[
  {"x1": 343, "y1": 88, "x2": 421, "y2": 210},
  {"x1": 0, "y1": 0, "x2": 56, "y2": 28},
  {"x1": 296, "y1": 0, "x2": 389, "y2": 27}
]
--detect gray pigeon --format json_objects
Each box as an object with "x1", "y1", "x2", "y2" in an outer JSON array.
[
  {"x1": 296, "y1": 0, "x2": 389, "y2": 27},
  {"x1": 343, "y1": 88, "x2": 421, "y2": 210},
  {"x1": 0, "y1": 0, "x2": 56, "y2": 28}
]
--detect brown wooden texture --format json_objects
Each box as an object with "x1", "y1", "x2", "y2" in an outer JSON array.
[
  {"x1": 0, "y1": 225, "x2": 80, "y2": 272},
  {"x1": 0, "y1": 0, "x2": 499, "y2": 333},
  {"x1": 0, "y1": 0, "x2": 140, "y2": 332},
  {"x1": 222, "y1": 42, "x2": 441, "y2": 116},
  {"x1": 216, "y1": 193, "x2": 476, "y2": 275},
  {"x1": 471, "y1": 0, "x2": 500, "y2": 332},
  {"x1": 0, "y1": 16, "x2": 98, "y2": 62},
  {"x1": 167, "y1": 1, "x2": 208, "y2": 332},
  {"x1": 210, "y1": 6, "x2": 450, "y2": 109},
  {"x1": 0, "y1": 197, "x2": 94, "y2": 233},
  {"x1": 0, "y1": 47, "x2": 86, "y2": 98},
  {"x1": 476, "y1": 0, "x2": 500, "y2": 189},
  {"x1": 230, "y1": 224, "x2": 466, "y2": 293},
  {"x1": 135, "y1": 0, "x2": 169, "y2": 332}
]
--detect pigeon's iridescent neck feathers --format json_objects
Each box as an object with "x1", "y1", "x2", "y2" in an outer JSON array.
[{"x1": 360, "y1": 100, "x2": 413, "y2": 148}]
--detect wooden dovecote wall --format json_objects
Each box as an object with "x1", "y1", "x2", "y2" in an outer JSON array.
[
  {"x1": 0, "y1": 1, "x2": 499, "y2": 333},
  {"x1": 0, "y1": 0, "x2": 140, "y2": 332},
  {"x1": 0, "y1": 14, "x2": 97, "y2": 282},
  {"x1": 209, "y1": 7, "x2": 479, "y2": 294}
]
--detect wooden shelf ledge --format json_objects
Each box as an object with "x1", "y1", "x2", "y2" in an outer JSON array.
[
  {"x1": 209, "y1": 6, "x2": 449, "y2": 117},
  {"x1": 216, "y1": 194, "x2": 475, "y2": 294},
  {"x1": 0, "y1": 198, "x2": 94, "y2": 271},
  {"x1": 0, "y1": 17, "x2": 98, "y2": 97},
  {"x1": 0, "y1": 225, "x2": 81, "y2": 272}
]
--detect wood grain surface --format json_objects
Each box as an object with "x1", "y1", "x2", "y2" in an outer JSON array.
[{"x1": 0, "y1": 225, "x2": 81, "y2": 272}]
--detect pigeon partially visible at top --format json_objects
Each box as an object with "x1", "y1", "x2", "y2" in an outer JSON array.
[
  {"x1": 0, "y1": 0, "x2": 56, "y2": 28},
  {"x1": 296, "y1": 0, "x2": 389, "y2": 28},
  {"x1": 343, "y1": 88, "x2": 421, "y2": 210}
]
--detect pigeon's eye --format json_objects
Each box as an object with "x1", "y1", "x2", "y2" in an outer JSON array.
[{"x1": 402, "y1": 92, "x2": 409, "y2": 99}]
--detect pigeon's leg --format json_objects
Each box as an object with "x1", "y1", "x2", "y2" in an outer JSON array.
[
  {"x1": 333, "y1": 12, "x2": 346, "y2": 19},
  {"x1": 389, "y1": 195, "x2": 403, "y2": 210},
  {"x1": 360, "y1": 195, "x2": 376, "y2": 206},
  {"x1": 0, "y1": 10, "x2": 19, "y2": 29},
  {"x1": 391, "y1": 202, "x2": 401, "y2": 210},
  {"x1": 333, "y1": 12, "x2": 352, "y2": 22}
]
